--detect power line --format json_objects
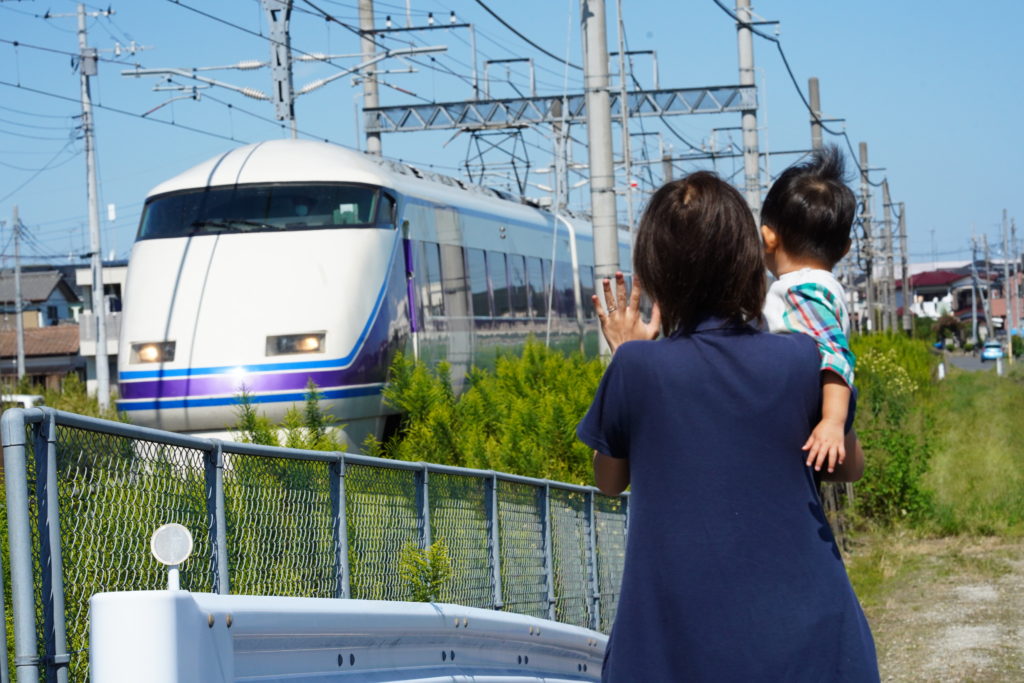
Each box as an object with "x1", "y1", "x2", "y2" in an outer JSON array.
[
  {"x1": 0, "y1": 36, "x2": 145, "y2": 67},
  {"x1": 0, "y1": 103, "x2": 77, "y2": 119},
  {"x1": 0, "y1": 139, "x2": 79, "y2": 204},
  {"x1": 0, "y1": 79, "x2": 245, "y2": 143},
  {"x1": 471, "y1": 0, "x2": 581, "y2": 71}
]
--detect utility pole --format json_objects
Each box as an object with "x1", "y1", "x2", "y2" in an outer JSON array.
[
  {"x1": 77, "y1": 3, "x2": 110, "y2": 410},
  {"x1": 12, "y1": 206, "x2": 25, "y2": 381},
  {"x1": 263, "y1": 0, "x2": 297, "y2": 138},
  {"x1": 808, "y1": 77, "x2": 822, "y2": 150},
  {"x1": 1002, "y1": 209, "x2": 1014, "y2": 364},
  {"x1": 971, "y1": 236, "x2": 979, "y2": 344},
  {"x1": 735, "y1": 0, "x2": 761, "y2": 216},
  {"x1": 899, "y1": 202, "x2": 912, "y2": 336},
  {"x1": 614, "y1": 0, "x2": 635, "y2": 234},
  {"x1": 1013, "y1": 218, "x2": 1020, "y2": 343},
  {"x1": 661, "y1": 145, "x2": 673, "y2": 183},
  {"x1": 881, "y1": 180, "x2": 895, "y2": 332},
  {"x1": 581, "y1": 0, "x2": 618, "y2": 357},
  {"x1": 858, "y1": 142, "x2": 875, "y2": 332},
  {"x1": 982, "y1": 233, "x2": 994, "y2": 339},
  {"x1": 359, "y1": 0, "x2": 382, "y2": 155}
]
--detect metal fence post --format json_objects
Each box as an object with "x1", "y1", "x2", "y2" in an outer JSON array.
[
  {"x1": 329, "y1": 456, "x2": 350, "y2": 599},
  {"x1": 539, "y1": 484, "x2": 556, "y2": 621},
  {"x1": 2, "y1": 408, "x2": 40, "y2": 683},
  {"x1": 205, "y1": 441, "x2": 229, "y2": 594},
  {"x1": 485, "y1": 473, "x2": 503, "y2": 610},
  {"x1": 415, "y1": 464, "x2": 431, "y2": 549},
  {"x1": 585, "y1": 491, "x2": 601, "y2": 632},
  {"x1": 34, "y1": 410, "x2": 69, "y2": 683}
]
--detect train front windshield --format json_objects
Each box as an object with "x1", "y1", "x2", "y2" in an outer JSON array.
[{"x1": 137, "y1": 183, "x2": 390, "y2": 240}]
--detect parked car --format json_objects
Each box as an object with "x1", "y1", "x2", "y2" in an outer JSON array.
[{"x1": 980, "y1": 340, "x2": 1005, "y2": 362}]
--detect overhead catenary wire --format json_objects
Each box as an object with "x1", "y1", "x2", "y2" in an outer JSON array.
[
  {"x1": 0, "y1": 79, "x2": 246, "y2": 143},
  {"x1": 470, "y1": 0, "x2": 581, "y2": 71}
]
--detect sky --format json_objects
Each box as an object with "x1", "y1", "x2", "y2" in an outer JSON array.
[{"x1": 0, "y1": 0, "x2": 1021, "y2": 268}]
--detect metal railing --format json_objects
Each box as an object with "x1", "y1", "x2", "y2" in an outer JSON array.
[{"x1": 0, "y1": 407, "x2": 628, "y2": 683}]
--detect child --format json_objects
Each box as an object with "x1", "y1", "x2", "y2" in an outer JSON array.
[{"x1": 760, "y1": 144, "x2": 857, "y2": 474}]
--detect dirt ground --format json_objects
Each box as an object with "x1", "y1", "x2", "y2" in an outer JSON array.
[{"x1": 849, "y1": 535, "x2": 1024, "y2": 682}]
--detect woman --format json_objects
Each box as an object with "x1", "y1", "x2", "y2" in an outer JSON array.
[{"x1": 577, "y1": 172, "x2": 879, "y2": 681}]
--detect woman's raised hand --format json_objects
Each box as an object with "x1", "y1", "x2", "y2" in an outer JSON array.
[{"x1": 592, "y1": 272, "x2": 661, "y2": 354}]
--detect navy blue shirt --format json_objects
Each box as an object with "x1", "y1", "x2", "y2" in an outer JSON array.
[{"x1": 578, "y1": 319, "x2": 879, "y2": 682}]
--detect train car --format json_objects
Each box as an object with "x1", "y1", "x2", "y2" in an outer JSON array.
[{"x1": 117, "y1": 139, "x2": 632, "y2": 446}]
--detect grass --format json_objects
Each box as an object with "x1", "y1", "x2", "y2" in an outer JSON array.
[{"x1": 920, "y1": 364, "x2": 1024, "y2": 536}]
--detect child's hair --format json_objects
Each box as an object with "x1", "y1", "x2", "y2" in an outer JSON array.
[
  {"x1": 634, "y1": 171, "x2": 765, "y2": 336},
  {"x1": 760, "y1": 144, "x2": 856, "y2": 267}
]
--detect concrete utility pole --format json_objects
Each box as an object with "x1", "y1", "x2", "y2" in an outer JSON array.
[
  {"x1": 982, "y1": 233, "x2": 994, "y2": 340},
  {"x1": 262, "y1": 0, "x2": 297, "y2": 138},
  {"x1": 858, "y1": 142, "x2": 875, "y2": 332},
  {"x1": 1013, "y1": 218, "x2": 1021, "y2": 341},
  {"x1": 971, "y1": 237, "x2": 979, "y2": 344},
  {"x1": 359, "y1": 0, "x2": 382, "y2": 155},
  {"x1": 881, "y1": 180, "x2": 895, "y2": 332},
  {"x1": 581, "y1": 0, "x2": 619, "y2": 357},
  {"x1": 735, "y1": 0, "x2": 761, "y2": 216},
  {"x1": 77, "y1": 3, "x2": 110, "y2": 410},
  {"x1": 1002, "y1": 209, "x2": 1014, "y2": 364},
  {"x1": 614, "y1": 0, "x2": 635, "y2": 234},
  {"x1": 808, "y1": 77, "x2": 822, "y2": 150},
  {"x1": 899, "y1": 202, "x2": 912, "y2": 336},
  {"x1": 12, "y1": 206, "x2": 25, "y2": 381}
]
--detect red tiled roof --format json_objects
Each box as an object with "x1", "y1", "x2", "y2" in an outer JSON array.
[
  {"x1": 910, "y1": 270, "x2": 966, "y2": 287},
  {"x1": 0, "y1": 325, "x2": 79, "y2": 357}
]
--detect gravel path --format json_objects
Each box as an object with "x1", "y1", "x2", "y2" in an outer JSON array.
[{"x1": 857, "y1": 537, "x2": 1024, "y2": 682}]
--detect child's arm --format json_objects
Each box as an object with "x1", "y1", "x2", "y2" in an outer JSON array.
[
  {"x1": 803, "y1": 373, "x2": 850, "y2": 473},
  {"x1": 818, "y1": 429, "x2": 865, "y2": 482},
  {"x1": 781, "y1": 283, "x2": 856, "y2": 473}
]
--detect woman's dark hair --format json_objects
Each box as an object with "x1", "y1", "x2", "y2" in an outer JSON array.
[
  {"x1": 760, "y1": 144, "x2": 856, "y2": 266},
  {"x1": 634, "y1": 171, "x2": 766, "y2": 336}
]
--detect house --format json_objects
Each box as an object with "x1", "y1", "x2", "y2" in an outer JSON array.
[
  {"x1": 0, "y1": 324, "x2": 84, "y2": 390},
  {"x1": 0, "y1": 268, "x2": 81, "y2": 331},
  {"x1": 75, "y1": 261, "x2": 127, "y2": 397}
]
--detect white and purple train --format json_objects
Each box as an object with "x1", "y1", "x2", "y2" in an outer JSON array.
[{"x1": 117, "y1": 139, "x2": 631, "y2": 444}]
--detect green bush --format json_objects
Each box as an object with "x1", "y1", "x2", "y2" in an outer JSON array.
[
  {"x1": 398, "y1": 539, "x2": 453, "y2": 602},
  {"x1": 366, "y1": 340, "x2": 603, "y2": 485},
  {"x1": 1012, "y1": 335, "x2": 1022, "y2": 357},
  {"x1": 849, "y1": 335, "x2": 937, "y2": 525}
]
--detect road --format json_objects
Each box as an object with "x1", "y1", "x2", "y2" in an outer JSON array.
[{"x1": 945, "y1": 353, "x2": 1005, "y2": 373}]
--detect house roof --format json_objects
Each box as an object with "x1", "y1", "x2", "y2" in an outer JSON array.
[
  {"x1": 0, "y1": 270, "x2": 79, "y2": 304},
  {"x1": 0, "y1": 324, "x2": 80, "y2": 357}
]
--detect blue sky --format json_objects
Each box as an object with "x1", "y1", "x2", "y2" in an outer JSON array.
[{"x1": 1, "y1": 0, "x2": 1021, "y2": 266}]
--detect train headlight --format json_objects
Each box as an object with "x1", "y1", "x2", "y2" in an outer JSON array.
[
  {"x1": 131, "y1": 341, "x2": 176, "y2": 364},
  {"x1": 266, "y1": 332, "x2": 325, "y2": 356}
]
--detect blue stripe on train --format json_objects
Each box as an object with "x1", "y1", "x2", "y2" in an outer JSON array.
[{"x1": 117, "y1": 383, "x2": 384, "y2": 412}]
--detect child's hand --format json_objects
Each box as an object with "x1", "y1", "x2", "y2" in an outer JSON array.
[{"x1": 802, "y1": 418, "x2": 846, "y2": 473}]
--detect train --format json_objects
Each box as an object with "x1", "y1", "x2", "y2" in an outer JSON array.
[{"x1": 116, "y1": 139, "x2": 632, "y2": 446}]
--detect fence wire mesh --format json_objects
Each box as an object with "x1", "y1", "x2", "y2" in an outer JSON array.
[
  {"x1": 344, "y1": 463, "x2": 419, "y2": 601},
  {"x1": 497, "y1": 481, "x2": 548, "y2": 619},
  {"x1": 428, "y1": 473, "x2": 492, "y2": 608},
  {"x1": 550, "y1": 489, "x2": 592, "y2": 628},
  {"x1": 0, "y1": 410, "x2": 627, "y2": 682}
]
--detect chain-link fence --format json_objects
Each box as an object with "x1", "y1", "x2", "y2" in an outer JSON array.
[{"x1": 0, "y1": 407, "x2": 627, "y2": 682}]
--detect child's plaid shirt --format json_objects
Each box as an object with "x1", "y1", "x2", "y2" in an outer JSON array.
[{"x1": 763, "y1": 268, "x2": 855, "y2": 387}]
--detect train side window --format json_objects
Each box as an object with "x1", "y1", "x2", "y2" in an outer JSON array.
[
  {"x1": 488, "y1": 251, "x2": 511, "y2": 317},
  {"x1": 581, "y1": 266, "x2": 595, "y2": 318},
  {"x1": 508, "y1": 254, "x2": 528, "y2": 317},
  {"x1": 555, "y1": 260, "x2": 575, "y2": 318},
  {"x1": 527, "y1": 257, "x2": 546, "y2": 318},
  {"x1": 418, "y1": 241, "x2": 444, "y2": 317},
  {"x1": 378, "y1": 194, "x2": 397, "y2": 227},
  {"x1": 466, "y1": 248, "x2": 492, "y2": 318}
]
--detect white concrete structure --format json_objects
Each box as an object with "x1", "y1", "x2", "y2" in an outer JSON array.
[{"x1": 90, "y1": 591, "x2": 606, "y2": 682}]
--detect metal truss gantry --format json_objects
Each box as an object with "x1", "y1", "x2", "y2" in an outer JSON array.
[{"x1": 364, "y1": 84, "x2": 755, "y2": 133}]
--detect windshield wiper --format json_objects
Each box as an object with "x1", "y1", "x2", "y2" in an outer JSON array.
[{"x1": 189, "y1": 218, "x2": 278, "y2": 233}]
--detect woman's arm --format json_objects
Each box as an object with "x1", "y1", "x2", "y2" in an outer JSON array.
[
  {"x1": 817, "y1": 429, "x2": 864, "y2": 483},
  {"x1": 593, "y1": 451, "x2": 630, "y2": 496}
]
